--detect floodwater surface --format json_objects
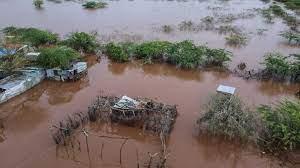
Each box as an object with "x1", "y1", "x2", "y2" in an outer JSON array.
[{"x1": 0, "y1": 0, "x2": 300, "y2": 168}]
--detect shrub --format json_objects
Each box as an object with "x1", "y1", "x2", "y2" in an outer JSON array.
[
  {"x1": 2, "y1": 27, "x2": 58, "y2": 46},
  {"x1": 225, "y1": 33, "x2": 247, "y2": 46},
  {"x1": 37, "y1": 46, "x2": 80, "y2": 69},
  {"x1": 291, "y1": 54, "x2": 300, "y2": 82},
  {"x1": 165, "y1": 40, "x2": 206, "y2": 69},
  {"x1": 162, "y1": 25, "x2": 173, "y2": 33},
  {"x1": 105, "y1": 43, "x2": 129, "y2": 62},
  {"x1": 275, "y1": 0, "x2": 300, "y2": 10},
  {"x1": 0, "y1": 54, "x2": 28, "y2": 76},
  {"x1": 82, "y1": 1, "x2": 107, "y2": 9},
  {"x1": 33, "y1": 0, "x2": 44, "y2": 8},
  {"x1": 197, "y1": 94, "x2": 259, "y2": 141},
  {"x1": 280, "y1": 30, "x2": 300, "y2": 45},
  {"x1": 262, "y1": 52, "x2": 291, "y2": 80},
  {"x1": 62, "y1": 32, "x2": 98, "y2": 53},
  {"x1": 258, "y1": 99, "x2": 300, "y2": 153},
  {"x1": 270, "y1": 4, "x2": 286, "y2": 17},
  {"x1": 135, "y1": 41, "x2": 172, "y2": 63},
  {"x1": 205, "y1": 48, "x2": 232, "y2": 67}
]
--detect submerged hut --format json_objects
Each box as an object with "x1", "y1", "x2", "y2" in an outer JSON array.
[
  {"x1": 0, "y1": 68, "x2": 45, "y2": 104},
  {"x1": 45, "y1": 62, "x2": 87, "y2": 81},
  {"x1": 51, "y1": 95, "x2": 178, "y2": 144}
]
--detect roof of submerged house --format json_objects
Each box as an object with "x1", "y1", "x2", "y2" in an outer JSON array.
[{"x1": 0, "y1": 48, "x2": 16, "y2": 57}]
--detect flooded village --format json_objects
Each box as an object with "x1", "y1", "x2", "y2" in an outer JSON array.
[{"x1": 0, "y1": 0, "x2": 300, "y2": 168}]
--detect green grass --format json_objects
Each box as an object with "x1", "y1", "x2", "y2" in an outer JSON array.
[
  {"x1": 258, "y1": 99, "x2": 300, "y2": 153},
  {"x1": 82, "y1": 1, "x2": 107, "y2": 9},
  {"x1": 105, "y1": 43, "x2": 129, "y2": 62},
  {"x1": 37, "y1": 46, "x2": 80, "y2": 69},
  {"x1": 104, "y1": 40, "x2": 232, "y2": 69},
  {"x1": 3, "y1": 26, "x2": 58, "y2": 47},
  {"x1": 62, "y1": 32, "x2": 98, "y2": 53}
]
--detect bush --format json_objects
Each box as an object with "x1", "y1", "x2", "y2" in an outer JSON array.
[
  {"x1": 280, "y1": 30, "x2": 300, "y2": 45},
  {"x1": 205, "y1": 48, "x2": 232, "y2": 67},
  {"x1": 262, "y1": 52, "x2": 292, "y2": 80},
  {"x1": 82, "y1": 1, "x2": 107, "y2": 9},
  {"x1": 0, "y1": 54, "x2": 28, "y2": 76},
  {"x1": 225, "y1": 33, "x2": 247, "y2": 46},
  {"x1": 197, "y1": 94, "x2": 259, "y2": 141},
  {"x1": 270, "y1": 4, "x2": 286, "y2": 16},
  {"x1": 37, "y1": 46, "x2": 80, "y2": 69},
  {"x1": 135, "y1": 41, "x2": 172, "y2": 63},
  {"x1": 258, "y1": 99, "x2": 300, "y2": 152},
  {"x1": 275, "y1": 0, "x2": 300, "y2": 10},
  {"x1": 165, "y1": 40, "x2": 206, "y2": 69},
  {"x1": 3, "y1": 27, "x2": 58, "y2": 46},
  {"x1": 162, "y1": 25, "x2": 173, "y2": 33},
  {"x1": 33, "y1": 0, "x2": 44, "y2": 8},
  {"x1": 62, "y1": 32, "x2": 98, "y2": 53},
  {"x1": 105, "y1": 43, "x2": 129, "y2": 62}
]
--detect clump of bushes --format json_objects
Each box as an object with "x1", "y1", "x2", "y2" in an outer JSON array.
[
  {"x1": 275, "y1": 0, "x2": 300, "y2": 10},
  {"x1": 225, "y1": 33, "x2": 247, "y2": 47},
  {"x1": 82, "y1": 1, "x2": 107, "y2": 9},
  {"x1": 205, "y1": 48, "x2": 232, "y2": 67},
  {"x1": 3, "y1": 26, "x2": 58, "y2": 47},
  {"x1": 270, "y1": 4, "x2": 286, "y2": 16},
  {"x1": 135, "y1": 41, "x2": 172, "y2": 63},
  {"x1": 280, "y1": 30, "x2": 300, "y2": 45},
  {"x1": 197, "y1": 94, "x2": 259, "y2": 141},
  {"x1": 178, "y1": 21, "x2": 195, "y2": 31},
  {"x1": 105, "y1": 43, "x2": 129, "y2": 62},
  {"x1": 161, "y1": 25, "x2": 173, "y2": 33},
  {"x1": 62, "y1": 32, "x2": 98, "y2": 53},
  {"x1": 258, "y1": 99, "x2": 300, "y2": 153},
  {"x1": 33, "y1": 0, "x2": 44, "y2": 8},
  {"x1": 165, "y1": 40, "x2": 206, "y2": 69},
  {"x1": 37, "y1": 46, "x2": 80, "y2": 69},
  {"x1": 0, "y1": 54, "x2": 28, "y2": 77},
  {"x1": 104, "y1": 40, "x2": 232, "y2": 69},
  {"x1": 262, "y1": 4, "x2": 299, "y2": 29},
  {"x1": 262, "y1": 52, "x2": 300, "y2": 82}
]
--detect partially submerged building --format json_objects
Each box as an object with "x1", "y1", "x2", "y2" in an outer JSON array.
[
  {"x1": 0, "y1": 68, "x2": 45, "y2": 104},
  {"x1": 45, "y1": 62, "x2": 88, "y2": 81}
]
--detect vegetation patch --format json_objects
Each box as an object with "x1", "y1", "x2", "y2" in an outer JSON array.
[
  {"x1": 225, "y1": 33, "x2": 247, "y2": 47},
  {"x1": 82, "y1": 1, "x2": 107, "y2": 9},
  {"x1": 275, "y1": 0, "x2": 300, "y2": 10},
  {"x1": 105, "y1": 43, "x2": 129, "y2": 62},
  {"x1": 165, "y1": 40, "x2": 206, "y2": 69},
  {"x1": 262, "y1": 52, "x2": 300, "y2": 82},
  {"x1": 135, "y1": 41, "x2": 172, "y2": 64},
  {"x1": 197, "y1": 94, "x2": 259, "y2": 141},
  {"x1": 258, "y1": 99, "x2": 300, "y2": 153},
  {"x1": 37, "y1": 46, "x2": 80, "y2": 69},
  {"x1": 2, "y1": 26, "x2": 58, "y2": 47},
  {"x1": 62, "y1": 32, "x2": 98, "y2": 53},
  {"x1": 161, "y1": 25, "x2": 173, "y2": 33},
  {"x1": 33, "y1": 0, "x2": 44, "y2": 8},
  {"x1": 280, "y1": 30, "x2": 300, "y2": 45},
  {"x1": 104, "y1": 40, "x2": 232, "y2": 69},
  {"x1": 0, "y1": 54, "x2": 28, "y2": 77}
]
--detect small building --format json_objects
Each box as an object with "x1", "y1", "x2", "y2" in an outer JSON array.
[
  {"x1": 45, "y1": 62, "x2": 88, "y2": 81},
  {"x1": 0, "y1": 68, "x2": 45, "y2": 104},
  {"x1": 0, "y1": 48, "x2": 16, "y2": 58}
]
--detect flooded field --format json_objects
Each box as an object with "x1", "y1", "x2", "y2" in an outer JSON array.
[{"x1": 0, "y1": 0, "x2": 300, "y2": 168}]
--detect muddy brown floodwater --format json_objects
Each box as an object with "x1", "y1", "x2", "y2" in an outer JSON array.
[{"x1": 0, "y1": 0, "x2": 300, "y2": 168}]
